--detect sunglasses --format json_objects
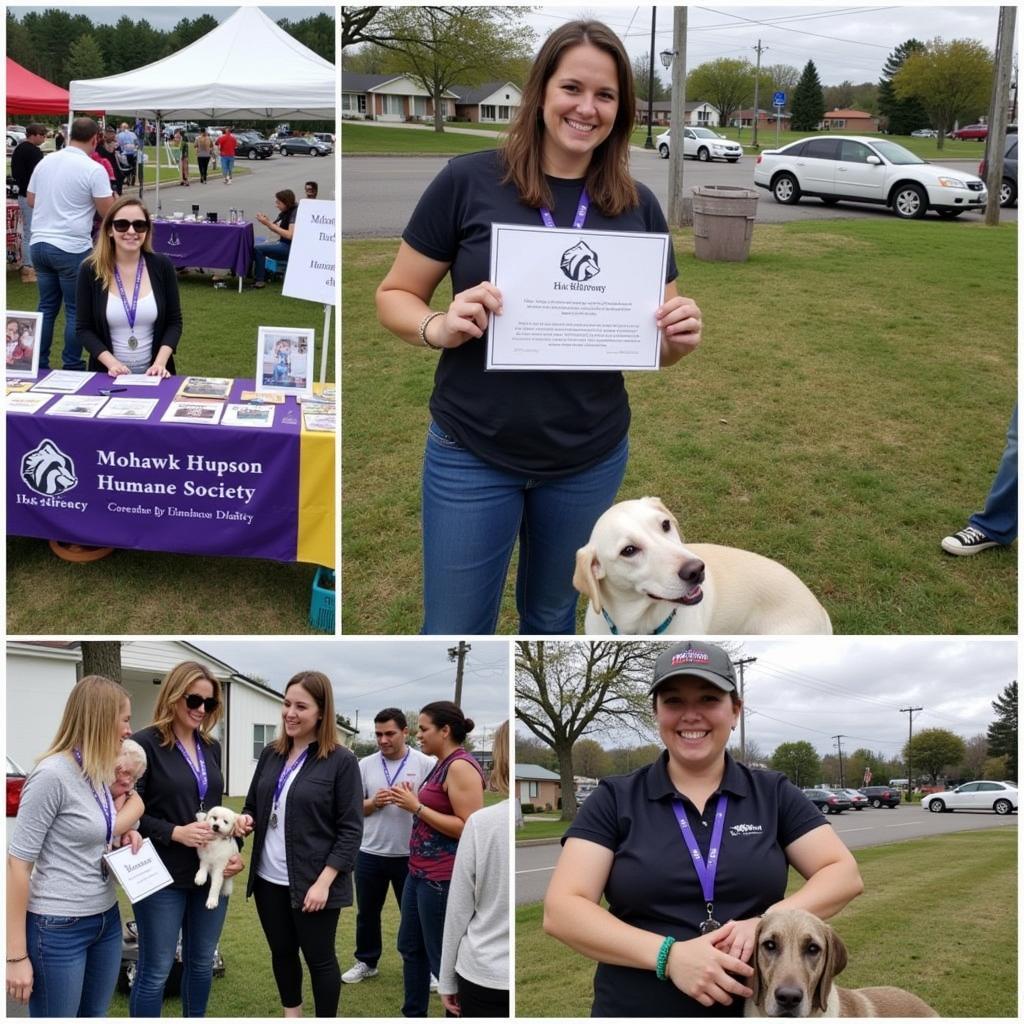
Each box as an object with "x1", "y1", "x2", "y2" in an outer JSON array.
[
  {"x1": 112, "y1": 219, "x2": 149, "y2": 233},
  {"x1": 183, "y1": 694, "x2": 219, "y2": 712}
]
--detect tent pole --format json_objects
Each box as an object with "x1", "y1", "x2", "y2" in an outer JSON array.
[
  {"x1": 320, "y1": 304, "x2": 332, "y2": 386},
  {"x1": 155, "y1": 115, "x2": 162, "y2": 214}
]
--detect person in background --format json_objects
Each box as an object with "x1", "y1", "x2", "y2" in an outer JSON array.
[
  {"x1": 216, "y1": 127, "x2": 236, "y2": 184},
  {"x1": 116, "y1": 122, "x2": 138, "y2": 186},
  {"x1": 98, "y1": 128, "x2": 125, "y2": 196},
  {"x1": 10, "y1": 123, "x2": 47, "y2": 283},
  {"x1": 195, "y1": 130, "x2": 214, "y2": 184},
  {"x1": 438, "y1": 719, "x2": 510, "y2": 1018},
  {"x1": 54, "y1": 128, "x2": 65, "y2": 150},
  {"x1": 6, "y1": 675, "x2": 135, "y2": 1016},
  {"x1": 110, "y1": 738, "x2": 147, "y2": 851},
  {"x1": 252, "y1": 189, "x2": 298, "y2": 289},
  {"x1": 174, "y1": 131, "x2": 190, "y2": 187},
  {"x1": 304, "y1": 181, "x2": 318, "y2": 199}
]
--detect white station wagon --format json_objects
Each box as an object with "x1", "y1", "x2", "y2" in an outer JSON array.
[
  {"x1": 921, "y1": 781, "x2": 1017, "y2": 815},
  {"x1": 753, "y1": 135, "x2": 988, "y2": 218}
]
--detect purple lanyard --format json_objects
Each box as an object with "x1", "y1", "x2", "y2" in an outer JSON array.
[
  {"x1": 113, "y1": 258, "x2": 144, "y2": 332},
  {"x1": 274, "y1": 747, "x2": 309, "y2": 811},
  {"x1": 381, "y1": 750, "x2": 411, "y2": 788},
  {"x1": 539, "y1": 186, "x2": 590, "y2": 230},
  {"x1": 175, "y1": 734, "x2": 209, "y2": 809},
  {"x1": 672, "y1": 793, "x2": 728, "y2": 905},
  {"x1": 71, "y1": 747, "x2": 114, "y2": 846}
]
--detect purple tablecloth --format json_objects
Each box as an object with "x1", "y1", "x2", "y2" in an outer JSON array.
[
  {"x1": 151, "y1": 219, "x2": 255, "y2": 277},
  {"x1": 8, "y1": 373, "x2": 303, "y2": 561}
]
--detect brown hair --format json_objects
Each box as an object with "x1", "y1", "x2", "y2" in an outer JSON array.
[
  {"x1": 272, "y1": 672, "x2": 338, "y2": 760},
  {"x1": 275, "y1": 189, "x2": 297, "y2": 209},
  {"x1": 421, "y1": 700, "x2": 475, "y2": 743},
  {"x1": 84, "y1": 195, "x2": 154, "y2": 290},
  {"x1": 500, "y1": 20, "x2": 638, "y2": 217},
  {"x1": 490, "y1": 719, "x2": 509, "y2": 795},
  {"x1": 152, "y1": 661, "x2": 223, "y2": 747}
]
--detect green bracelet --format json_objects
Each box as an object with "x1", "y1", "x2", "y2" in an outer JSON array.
[{"x1": 655, "y1": 935, "x2": 676, "y2": 981}]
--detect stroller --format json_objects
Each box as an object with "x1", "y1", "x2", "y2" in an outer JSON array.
[{"x1": 117, "y1": 919, "x2": 225, "y2": 999}]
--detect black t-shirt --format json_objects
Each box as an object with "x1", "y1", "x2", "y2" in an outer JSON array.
[
  {"x1": 562, "y1": 752, "x2": 826, "y2": 1017},
  {"x1": 403, "y1": 149, "x2": 678, "y2": 477},
  {"x1": 274, "y1": 205, "x2": 296, "y2": 247},
  {"x1": 11, "y1": 140, "x2": 44, "y2": 195}
]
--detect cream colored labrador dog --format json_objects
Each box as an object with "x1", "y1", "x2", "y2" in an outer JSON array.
[
  {"x1": 194, "y1": 806, "x2": 238, "y2": 910},
  {"x1": 573, "y1": 497, "x2": 832, "y2": 635},
  {"x1": 744, "y1": 909, "x2": 938, "y2": 1017}
]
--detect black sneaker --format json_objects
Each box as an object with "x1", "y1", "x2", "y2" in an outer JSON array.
[{"x1": 940, "y1": 525, "x2": 1000, "y2": 556}]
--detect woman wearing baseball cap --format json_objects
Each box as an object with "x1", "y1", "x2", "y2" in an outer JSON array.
[{"x1": 543, "y1": 640, "x2": 863, "y2": 1016}]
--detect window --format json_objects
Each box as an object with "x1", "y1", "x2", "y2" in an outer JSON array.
[
  {"x1": 803, "y1": 138, "x2": 839, "y2": 160},
  {"x1": 481, "y1": 104, "x2": 496, "y2": 121},
  {"x1": 958, "y1": 783, "x2": 980, "y2": 792},
  {"x1": 528, "y1": 781, "x2": 539, "y2": 798},
  {"x1": 382, "y1": 94, "x2": 403, "y2": 116},
  {"x1": 498, "y1": 105, "x2": 510, "y2": 120},
  {"x1": 839, "y1": 140, "x2": 872, "y2": 163},
  {"x1": 829, "y1": 119, "x2": 847, "y2": 129},
  {"x1": 253, "y1": 723, "x2": 276, "y2": 759},
  {"x1": 342, "y1": 94, "x2": 367, "y2": 114},
  {"x1": 411, "y1": 96, "x2": 427, "y2": 117}
]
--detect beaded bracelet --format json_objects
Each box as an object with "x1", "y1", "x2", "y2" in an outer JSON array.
[
  {"x1": 418, "y1": 311, "x2": 445, "y2": 350},
  {"x1": 655, "y1": 935, "x2": 676, "y2": 981},
  {"x1": 6, "y1": 954, "x2": 28, "y2": 964}
]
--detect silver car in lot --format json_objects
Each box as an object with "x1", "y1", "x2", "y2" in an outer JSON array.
[
  {"x1": 753, "y1": 135, "x2": 988, "y2": 218},
  {"x1": 921, "y1": 781, "x2": 1017, "y2": 815}
]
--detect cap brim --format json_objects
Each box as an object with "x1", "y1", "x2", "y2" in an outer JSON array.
[{"x1": 648, "y1": 667, "x2": 736, "y2": 695}]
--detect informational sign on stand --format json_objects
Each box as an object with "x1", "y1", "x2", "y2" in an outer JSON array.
[{"x1": 283, "y1": 199, "x2": 336, "y2": 305}]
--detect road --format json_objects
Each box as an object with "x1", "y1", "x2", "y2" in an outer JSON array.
[
  {"x1": 514, "y1": 804, "x2": 1017, "y2": 905},
  {"x1": 341, "y1": 148, "x2": 1014, "y2": 237}
]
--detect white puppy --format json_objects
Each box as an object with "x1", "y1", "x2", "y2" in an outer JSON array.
[
  {"x1": 193, "y1": 806, "x2": 238, "y2": 910},
  {"x1": 574, "y1": 497, "x2": 833, "y2": 635}
]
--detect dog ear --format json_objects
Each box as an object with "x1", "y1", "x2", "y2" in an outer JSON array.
[
  {"x1": 573, "y1": 544, "x2": 605, "y2": 614},
  {"x1": 749, "y1": 916, "x2": 766, "y2": 1010},
  {"x1": 812, "y1": 921, "x2": 847, "y2": 1014},
  {"x1": 643, "y1": 496, "x2": 681, "y2": 534}
]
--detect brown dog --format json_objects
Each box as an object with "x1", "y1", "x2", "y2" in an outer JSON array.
[{"x1": 743, "y1": 909, "x2": 938, "y2": 1018}]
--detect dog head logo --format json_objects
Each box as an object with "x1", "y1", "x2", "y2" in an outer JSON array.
[
  {"x1": 21, "y1": 439, "x2": 78, "y2": 497},
  {"x1": 560, "y1": 240, "x2": 600, "y2": 282}
]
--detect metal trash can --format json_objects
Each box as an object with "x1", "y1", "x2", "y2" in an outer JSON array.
[{"x1": 691, "y1": 184, "x2": 758, "y2": 262}]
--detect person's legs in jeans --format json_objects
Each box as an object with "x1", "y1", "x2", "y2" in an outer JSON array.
[
  {"x1": 78, "y1": 904, "x2": 123, "y2": 1016},
  {"x1": 31, "y1": 242, "x2": 88, "y2": 370},
  {"x1": 130, "y1": 885, "x2": 188, "y2": 1017},
  {"x1": 516, "y1": 434, "x2": 629, "y2": 633},
  {"x1": 969, "y1": 404, "x2": 1018, "y2": 545},
  {"x1": 421, "y1": 423, "x2": 528, "y2": 634},
  {"x1": 294, "y1": 905, "x2": 342, "y2": 1016},
  {"x1": 397, "y1": 875, "x2": 429, "y2": 1017},
  {"x1": 354, "y1": 850, "x2": 400, "y2": 969},
  {"x1": 252, "y1": 241, "x2": 291, "y2": 282},
  {"x1": 254, "y1": 877, "x2": 305, "y2": 1010},
  {"x1": 17, "y1": 195, "x2": 33, "y2": 268},
  {"x1": 179, "y1": 885, "x2": 230, "y2": 1016}
]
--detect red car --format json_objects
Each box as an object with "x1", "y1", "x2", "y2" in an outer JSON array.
[
  {"x1": 7, "y1": 755, "x2": 26, "y2": 816},
  {"x1": 950, "y1": 124, "x2": 988, "y2": 141}
]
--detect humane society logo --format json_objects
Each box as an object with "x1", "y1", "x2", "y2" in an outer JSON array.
[
  {"x1": 21, "y1": 439, "x2": 78, "y2": 497},
  {"x1": 560, "y1": 239, "x2": 600, "y2": 282}
]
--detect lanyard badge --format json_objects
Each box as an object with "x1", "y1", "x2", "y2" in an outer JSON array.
[{"x1": 672, "y1": 793, "x2": 728, "y2": 934}]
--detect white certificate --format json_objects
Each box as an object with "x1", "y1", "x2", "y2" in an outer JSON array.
[
  {"x1": 118, "y1": 373, "x2": 163, "y2": 386},
  {"x1": 103, "y1": 838, "x2": 174, "y2": 903},
  {"x1": 487, "y1": 223, "x2": 670, "y2": 371}
]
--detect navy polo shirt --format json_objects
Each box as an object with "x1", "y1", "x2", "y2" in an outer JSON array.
[{"x1": 562, "y1": 751, "x2": 826, "y2": 1017}]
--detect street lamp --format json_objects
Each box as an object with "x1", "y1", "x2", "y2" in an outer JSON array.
[
  {"x1": 660, "y1": 49, "x2": 675, "y2": 69},
  {"x1": 644, "y1": 9, "x2": 657, "y2": 149}
]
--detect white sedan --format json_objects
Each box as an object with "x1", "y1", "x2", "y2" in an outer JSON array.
[
  {"x1": 921, "y1": 781, "x2": 1017, "y2": 815},
  {"x1": 656, "y1": 127, "x2": 742, "y2": 163},
  {"x1": 753, "y1": 135, "x2": 988, "y2": 218}
]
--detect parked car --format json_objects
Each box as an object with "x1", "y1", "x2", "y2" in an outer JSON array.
[
  {"x1": 950, "y1": 123, "x2": 988, "y2": 141},
  {"x1": 857, "y1": 785, "x2": 901, "y2": 808},
  {"x1": 235, "y1": 132, "x2": 274, "y2": 159},
  {"x1": 753, "y1": 135, "x2": 988, "y2": 219},
  {"x1": 280, "y1": 136, "x2": 332, "y2": 157},
  {"x1": 7, "y1": 129, "x2": 26, "y2": 151},
  {"x1": 802, "y1": 788, "x2": 851, "y2": 815},
  {"x1": 978, "y1": 132, "x2": 1017, "y2": 207},
  {"x1": 921, "y1": 781, "x2": 1018, "y2": 815},
  {"x1": 656, "y1": 127, "x2": 742, "y2": 163},
  {"x1": 7, "y1": 754, "x2": 27, "y2": 817},
  {"x1": 831, "y1": 787, "x2": 869, "y2": 810},
  {"x1": 311, "y1": 132, "x2": 335, "y2": 145},
  {"x1": 910, "y1": 128, "x2": 938, "y2": 138}
]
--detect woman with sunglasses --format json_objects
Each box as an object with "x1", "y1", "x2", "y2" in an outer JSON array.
[
  {"x1": 129, "y1": 662, "x2": 243, "y2": 1018},
  {"x1": 76, "y1": 194, "x2": 181, "y2": 378}
]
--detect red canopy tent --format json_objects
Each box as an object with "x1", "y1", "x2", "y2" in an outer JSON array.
[{"x1": 6, "y1": 58, "x2": 71, "y2": 114}]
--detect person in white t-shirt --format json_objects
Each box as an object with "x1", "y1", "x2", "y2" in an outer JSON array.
[{"x1": 341, "y1": 708, "x2": 435, "y2": 986}]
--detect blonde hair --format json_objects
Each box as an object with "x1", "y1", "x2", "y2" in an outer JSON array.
[
  {"x1": 117, "y1": 737, "x2": 148, "y2": 779},
  {"x1": 36, "y1": 675, "x2": 129, "y2": 787},
  {"x1": 152, "y1": 661, "x2": 223, "y2": 747},
  {"x1": 272, "y1": 672, "x2": 338, "y2": 760},
  {"x1": 490, "y1": 720, "x2": 509, "y2": 795},
  {"x1": 84, "y1": 195, "x2": 154, "y2": 290}
]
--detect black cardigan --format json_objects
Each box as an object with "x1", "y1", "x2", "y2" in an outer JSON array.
[
  {"x1": 243, "y1": 742, "x2": 363, "y2": 910},
  {"x1": 75, "y1": 250, "x2": 182, "y2": 373}
]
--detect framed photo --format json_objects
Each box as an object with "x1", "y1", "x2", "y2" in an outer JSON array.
[
  {"x1": 6, "y1": 311, "x2": 42, "y2": 379},
  {"x1": 256, "y1": 326, "x2": 314, "y2": 398}
]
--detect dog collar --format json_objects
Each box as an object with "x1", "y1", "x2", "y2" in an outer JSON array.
[{"x1": 601, "y1": 608, "x2": 678, "y2": 636}]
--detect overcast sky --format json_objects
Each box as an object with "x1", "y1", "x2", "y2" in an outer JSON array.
[
  {"x1": 197, "y1": 639, "x2": 511, "y2": 746},
  {"x1": 8, "y1": 5, "x2": 332, "y2": 30}
]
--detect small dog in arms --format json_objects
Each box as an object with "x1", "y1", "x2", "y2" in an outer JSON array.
[{"x1": 194, "y1": 806, "x2": 238, "y2": 909}]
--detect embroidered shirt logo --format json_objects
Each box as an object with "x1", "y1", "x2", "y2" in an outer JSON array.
[
  {"x1": 672, "y1": 648, "x2": 710, "y2": 666},
  {"x1": 730, "y1": 823, "x2": 763, "y2": 837}
]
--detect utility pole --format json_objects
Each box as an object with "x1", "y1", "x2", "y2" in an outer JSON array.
[
  {"x1": 733, "y1": 656, "x2": 757, "y2": 761},
  {"x1": 984, "y1": 6, "x2": 1016, "y2": 225},
  {"x1": 644, "y1": 7, "x2": 656, "y2": 149},
  {"x1": 833, "y1": 735, "x2": 846, "y2": 788},
  {"x1": 448, "y1": 641, "x2": 471, "y2": 707},
  {"x1": 900, "y1": 707, "x2": 923, "y2": 795},
  {"x1": 666, "y1": 6, "x2": 688, "y2": 226},
  {"x1": 752, "y1": 39, "x2": 767, "y2": 149}
]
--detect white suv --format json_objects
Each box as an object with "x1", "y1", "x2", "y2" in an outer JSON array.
[
  {"x1": 656, "y1": 127, "x2": 742, "y2": 163},
  {"x1": 753, "y1": 135, "x2": 987, "y2": 218}
]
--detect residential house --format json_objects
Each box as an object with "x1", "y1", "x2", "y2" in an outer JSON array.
[
  {"x1": 516, "y1": 763, "x2": 561, "y2": 811},
  {"x1": 451, "y1": 82, "x2": 522, "y2": 122},
  {"x1": 635, "y1": 100, "x2": 720, "y2": 127},
  {"x1": 341, "y1": 72, "x2": 457, "y2": 122},
  {"x1": 733, "y1": 107, "x2": 792, "y2": 131},
  {"x1": 820, "y1": 108, "x2": 879, "y2": 132}
]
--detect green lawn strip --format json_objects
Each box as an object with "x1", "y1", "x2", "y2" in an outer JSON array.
[
  {"x1": 514, "y1": 828, "x2": 1017, "y2": 1018},
  {"x1": 5, "y1": 270, "x2": 334, "y2": 636},
  {"x1": 341, "y1": 123, "x2": 499, "y2": 155},
  {"x1": 517, "y1": 819, "x2": 570, "y2": 841},
  {"x1": 341, "y1": 220, "x2": 1017, "y2": 634}
]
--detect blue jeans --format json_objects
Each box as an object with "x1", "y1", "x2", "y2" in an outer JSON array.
[
  {"x1": 129, "y1": 885, "x2": 229, "y2": 1018},
  {"x1": 18, "y1": 195, "x2": 33, "y2": 267},
  {"x1": 26, "y1": 902, "x2": 121, "y2": 1017},
  {"x1": 220, "y1": 156, "x2": 234, "y2": 179},
  {"x1": 252, "y1": 240, "x2": 291, "y2": 281},
  {"x1": 969, "y1": 404, "x2": 1018, "y2": 545},
  {"x1": 354, "y1": 851, "x2": 409, "y2": 969},
  {"x1": 396, "y1": 874, "x2": 449, "y2": 1017},
  {"x1": 421, "y1": 423, "x2": 629, "y2": 634},
  {"x1": 31, "y1": 241, "x2": 90, "y2": 370}
]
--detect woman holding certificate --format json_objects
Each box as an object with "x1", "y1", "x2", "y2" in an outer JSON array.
[{"x1": 376, "y1": 20, "x2": 702, "y2": 635}]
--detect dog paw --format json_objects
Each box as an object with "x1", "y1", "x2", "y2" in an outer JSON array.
[{"x1": 205, "y1": 896, "x2": 218, "y2": 910}]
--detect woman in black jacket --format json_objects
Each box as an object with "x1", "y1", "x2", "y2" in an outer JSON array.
[
  {"x1": 237, "y1": 671, "x2": 363, "y2": 1017},
  {"x1": 76, "y1": 195, "x2": 181, "y2": 376}
]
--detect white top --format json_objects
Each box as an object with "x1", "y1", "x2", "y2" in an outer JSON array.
[
  {"x1": 438, "y1": 800, "x2": 510, "y2": 994},
  {"x1": 107, "y1": 288, "x2": 157, "y2": 369},
  {"x1": 256, "y1": 761, "x2": 301, "y2": 886},
  {"x1": 26, "y1": 146, "x2": 112, "y2": 253},
  {"x1": 359, "y1": 747, "x2": 436, "y2": 856}
]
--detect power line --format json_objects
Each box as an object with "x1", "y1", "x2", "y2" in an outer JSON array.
[{"x1": 697, "y1": 5, "x2": 892, "y2": 49}]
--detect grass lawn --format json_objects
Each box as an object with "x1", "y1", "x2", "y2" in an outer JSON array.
[
  {"x1": 341, "y1": 218, "x2": 1017, "y2": 635},
  {"x1": 341, "y1": 123, "x2": 498, "y2": 156},
  {"x1": 515, "y1": 827, "x2": 1017, "y2": 1017},
  {"x1": 517, "y1": 819, "x2": 570, "y2": 842},
  {"x1": 5, "y1": 269, "x2": 334, "y2": 636}
]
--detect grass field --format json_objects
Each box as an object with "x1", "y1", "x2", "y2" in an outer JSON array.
[
  {"x1": 517, "y1": 819, "x2": 570, "y2": 841},
  {"x1": 341, "y1": 218, "x2": 1017, "y2": 635},
  {"x1": 341, "y1": 123, "x2": 498, "y2": 156},
  {"x1": 5, "y1": 269, "x2": 334, "y2": 636},
  {"x1": 515, "y1": 827, "x2": 1018, "y2": 1017}
]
